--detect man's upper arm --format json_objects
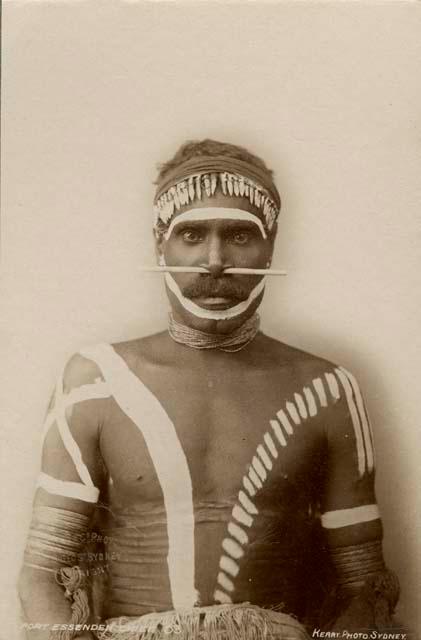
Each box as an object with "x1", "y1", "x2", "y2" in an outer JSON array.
[{"x1": 24, "y1": 352, "x2": 111, "y2": 574}]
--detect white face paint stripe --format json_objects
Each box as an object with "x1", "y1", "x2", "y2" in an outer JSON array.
[
  {"x1": 338, "y1": 367, "x2": 374, "y2": 472},
  {"x1": 285, "y1": 402, "x2": 301, "y2": 426},
  {"x1": 257, "y1": 444, "x2": 273, "y2": 470},
  {"x1": 276, "y1": 409, "x2": 294, "y2": 435},
  {"x1": 213, "y1": 589, "x2": 233, "y2": 604},
  {"x1": 313, "y1": 378, "x2": 328, "y2": 407},
  {"x1": 263, "y1": 432, "x2": 278, "y2": 458},
  {"x1": 303, "y1": 387, "x2": 318, "y2": 417},
  {"x1": 243, "y1": 475, "x2": 256, "y2": 496},
  {"x1": 325, "y1": 372, "x2": 340, "y2": 401},
  {"x1": 222, "y1": 537, "x2": 245, "y2": 559},
  {"x1": 37, "y1": 472, "x2": 99, "y2": 503},
  {"x1": 219, "y1": 555, "x2": 240, "y2": 578},
  {"x1": 248, "y1": 467, "x2": 263, "y2": 489},
  {"x1": 232, "y1": 505, "x2": 253, "y2": 528},
  {"x1": 238, "y1": 490, "x2": 258, "y2": 515},
  {"x1": 79, "y1": 344, "x2": 198, "y2": 609},
  {"x1": 228, "y1": 522, "x2": 249, "y2": 545},
  {"x1": 294, "y1": 393, "x2": 308, "y2": 419},
  {"x1": 334, "y1": 368, "x2": 366, "y2": 477},
  {"x1": 54, "y1": 379, "x2": 96, "y2": 488},
  {"x1": 164, "y1": 272, "x2": 266, "y2": 321},
  {"x1": 252, "y1": 456, "x2": 267, "y2": 481},
  {"x1": 270, "y1": 419, "x2": 287, "y2": 446},
  {"x1": 321, "y1": 504, "x2": 380, "y2": 529},
  {"x1": 164, "y1": 208, "x2": 267, "y2": 240},
  {"x1": 217, "y1": 572, "x2": 235, "y2": 593}
]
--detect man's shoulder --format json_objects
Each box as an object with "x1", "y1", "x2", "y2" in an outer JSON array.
[{"x1": 258, "y1": 332, "x2": 339, "y2": 380}]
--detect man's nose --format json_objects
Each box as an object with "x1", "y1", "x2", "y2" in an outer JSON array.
[{"x1": 201, "y1": 235, "x2": 229, "y2": 277}]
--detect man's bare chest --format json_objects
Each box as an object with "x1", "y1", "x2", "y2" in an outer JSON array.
[{"x1": 99, "y1": 361, "x2": 324, "y2": 505}]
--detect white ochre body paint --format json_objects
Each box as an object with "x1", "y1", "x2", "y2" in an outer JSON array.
[
  {"x1": 165, "y1": 272, "x2": 266, "y2": 321},
  {"x1": 164, "y1": 207, "x2": 267, "y2": 240}
]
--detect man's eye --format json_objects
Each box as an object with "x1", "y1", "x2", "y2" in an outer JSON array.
[
  {"x1": 231, "y1": 232, "x2": 250, "y2": 245},
  {"x1": 181, "y1": 229, "x2": 204, "y2": 243}
]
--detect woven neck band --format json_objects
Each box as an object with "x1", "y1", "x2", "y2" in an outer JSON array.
[{"x1": 168, "y1": 313, "x2": 260, "y2": 352}]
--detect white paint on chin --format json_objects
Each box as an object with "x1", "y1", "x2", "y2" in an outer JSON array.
[{"x1": 164, "y1": 272, "x2": 266, "y2": 321}]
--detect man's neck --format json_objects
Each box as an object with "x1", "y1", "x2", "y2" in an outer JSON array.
[{"x1": 167, "y1": 313, "x2": 260, "y2": 353}]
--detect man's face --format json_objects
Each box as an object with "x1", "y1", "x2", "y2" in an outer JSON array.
[{"x1": 155, "y1": 192, "x2": 276, "y2": 334}]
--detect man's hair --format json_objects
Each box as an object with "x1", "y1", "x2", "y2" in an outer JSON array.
[{"x1": 155, "y1": 139, "x2": 274, "y2": 184}]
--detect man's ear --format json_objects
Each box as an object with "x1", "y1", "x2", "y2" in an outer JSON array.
[
  {"x1": 154, "y1": 230, "x2": 166, "y2": 265},
  {"x1": 268, "y1": 221, "x2": 278, "y2": 252}
]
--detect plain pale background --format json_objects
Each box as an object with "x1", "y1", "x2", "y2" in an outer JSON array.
[{"x1": 1, "y1": 1, "x2": 420, "y2": 637}]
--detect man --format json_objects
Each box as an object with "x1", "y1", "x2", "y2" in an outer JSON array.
[{"x1": 19, "y1": 140, "x2": 399, "y2": 639}]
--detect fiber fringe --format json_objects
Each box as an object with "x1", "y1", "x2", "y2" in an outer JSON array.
[
  {"x1": 53, "y1": 566, "x2": 90, "y2": 640},
  {"x1": 97, "y1": 604, "x2": 309, "y2": 640}
]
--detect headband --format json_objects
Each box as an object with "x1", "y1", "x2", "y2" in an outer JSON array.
[{"x1": 153, "y1": 155, "x2": 281, "y2": 233}]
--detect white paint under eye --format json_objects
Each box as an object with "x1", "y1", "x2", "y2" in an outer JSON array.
[
  {"x1": 270, "y1": 419, "x2": 287, "y2": 446},
  {"x1": 257, "y1": 444, "x2": 273, "y2": 470},
  {"x1": 164, "y1": 208, "x2": 267, "y2": 240},
  {"x1": 228, "y1": 522, "x2": 249, "y2": 545},
  {"x1": 264, "y1": 432, "x2": 278, "y2": 458},
  {"x1": 294, "y1": 393, "x2": 308, "y2": 419},
  {"x1": 303, "y1": 387, "x2": 318, "y2": 417},
  {"x1": 222, "y1": 537, "x2": 245, "y2": 559},
  {"x1": 277, "y1": 410, "x2": 294, "y2": 435},
  {"x1": 164, "y1": 272, "x2": 266, "y2": 321},
  {"x1": 232, "y1": 505, "x2": 253, "y2": 527},
  {"x1": 243, "y1": 475, "x2": 256, "y2": 496},
  {"x1": 238, "y1": 490, "x2": 258, "y2": 515}
]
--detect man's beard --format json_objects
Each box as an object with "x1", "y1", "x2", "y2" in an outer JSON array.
[{"x1": 182, "y1": 275, "x2": 251, "y2": 301}]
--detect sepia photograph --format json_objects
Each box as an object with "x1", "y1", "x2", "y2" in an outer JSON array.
[{"x1": 1, "y1": 1, "x2": 420, "y2": 639}]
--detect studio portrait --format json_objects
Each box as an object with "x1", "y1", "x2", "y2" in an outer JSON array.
[{"x1": 1, "y1": 2, "x2": 420, "y2": 639}]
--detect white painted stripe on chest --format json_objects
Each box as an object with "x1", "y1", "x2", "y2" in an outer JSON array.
[
  {"x1": 270, "y1": 419, "x2": 287, "y2": 446},
  {"x1": 228, "y1": 522, "x2": 249, "y2": 545},
  {"x1": 248, "y1": 466, "x2": 263, "y2": 489},
  {"x1": 313, "y1": 377, "x2": 328, "y2": 407},
  {"x1": 213, "y1": 589, "x2": 233, "y2": 604},
  {"x1": 338, "y1": 367, "x2": 374, "y2": 472},
  {"x1": 222, "y1": 537, "x2": 245, "y2": 559},
  {"x1": 294, "y1": 393, "x2": 308, "y2": 419},
  {"x1": 334, "y1": 368, "x2": 366, "y2": 476},
  {"x1": 325, "y1": 372, "x2": 340, "y2": 400},
  {"x1": 257, "y1": 444, "x2": 273, "y2": 470},
  {"x1": 303, "y1": 387, "x2": 318, "y2": 417},
  {"x1": 219, "y1": 555, "x2": 240, "y2": 578},
  {"x1": 79, "y1": 344, "x2": 198, "y2": 609},
  {"x1": 238, "y1": 490, "x2": 258, "y2": 515},
  {"x1": 276, "y1": 409, "x2": 294, "y2": 434},
  {"x1": 263, "y1": 432, "x2": 278, "y2": 458},
  {"x1": 252, "y1": 455, "x2": 267, "y2": 481},
  {"x1": 321, "y1": 504, "x2": 380, "y2": 528},
  {"x1": 232, "y1": 505, "x2": 253, "y2": 527},
  {"x1": 217, "y1": 571, "x2": 235, "y2": 592},
  {"x1": 243, "y1": 475, "x2": 257, "y2": 496}
]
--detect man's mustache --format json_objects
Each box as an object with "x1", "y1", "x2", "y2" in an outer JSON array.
[{"x1": 181, "y1": 276, "x2": 251, "y2": 301}]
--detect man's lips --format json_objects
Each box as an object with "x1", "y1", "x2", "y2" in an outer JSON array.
[{"x1": 191, "y1": 296, "x2": 240, "y2": 310}]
